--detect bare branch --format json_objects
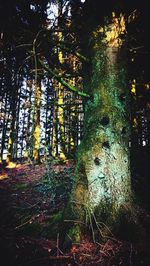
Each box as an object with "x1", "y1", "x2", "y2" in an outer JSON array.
[{"x1": 38, "y1": 59, "x2": 90, "y2": 98}]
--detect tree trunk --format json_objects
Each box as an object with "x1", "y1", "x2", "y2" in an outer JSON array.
[
  {"x1": 66, "y1": 13, "x2": 133, "y2": 241},
  {"x1": 7, "y1": 88, "x2": 18, "y2": 163},
  {"x1": 33, "y1": 80, "x2": 41, "y2": 163}
]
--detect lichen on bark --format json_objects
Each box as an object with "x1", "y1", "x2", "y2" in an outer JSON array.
[{"x1": 65, "y1": 13, "x2": 133, "y2": 242}]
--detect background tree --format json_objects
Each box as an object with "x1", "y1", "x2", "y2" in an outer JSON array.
[
  {"x1": 0, "y1": 0, "x2": 85, "y2": 163},
  {"x1": 0, "y1": 0, "x2": 48, "y2": 163}
]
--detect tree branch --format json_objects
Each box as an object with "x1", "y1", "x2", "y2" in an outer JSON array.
[
  {"x1": 57, "y1": 42, "x2": 89, "y2": 62},
  {"x1": 38, "y1": 59, "x2": 90, "y2": 98}
]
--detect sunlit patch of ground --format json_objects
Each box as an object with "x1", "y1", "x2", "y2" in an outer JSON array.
[
  {"x1": 0, "y1": 171, "x2": 8, "y2": 180},
  {"x1": 5, "y1": 161, "x2": 17, "y2": 169}
]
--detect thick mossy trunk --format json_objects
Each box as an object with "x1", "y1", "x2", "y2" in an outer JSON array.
[
  {"x1": 65, "y1": 19, "x2": 134, "y2": 242},
  {"x1": 84, "y1": 46, "x2": 131, "y2": 208}
]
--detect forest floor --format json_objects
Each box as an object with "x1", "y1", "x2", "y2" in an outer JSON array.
[{"x1": 0, "y1": 160, "x2": 150, "y2": 266}]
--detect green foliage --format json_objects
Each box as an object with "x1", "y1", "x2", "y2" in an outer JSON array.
[
  {"x1": 14, "y1": 166, "x2": 75, "y2": 240},
  {"x1": 13, "y1": 183, "x2": 30, "y2": 190},
  {"x1": 17, "y1": 222, "x2": 43, "y2": 237},
  {"x1": 34, "y1": 166, "x2": 74, "y2": 206},
  {"x1": 66, "y1": 224, "x2": 81, "y2": 243},
  {"x1": 44, "y1": 211, "x2": 64, "y2": 239}
]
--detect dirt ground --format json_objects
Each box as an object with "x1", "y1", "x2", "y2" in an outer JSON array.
[{"x1": 0, "y1": 161, "x2": 150, "y2": 266}]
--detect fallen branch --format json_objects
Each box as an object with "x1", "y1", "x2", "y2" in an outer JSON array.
[{"x1": 49, "y1": 255, "x2": 71, "y2": 261}]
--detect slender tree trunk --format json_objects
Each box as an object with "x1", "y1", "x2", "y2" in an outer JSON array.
[
  {"x1": 0, "y1": 92, "x2": 9, "y2": 161},
  {"x1": 52, "y1": 86, "x2": 58, "y2": 158},
  {"x1": 57, "y1": 28, "x2": 66, "y2": 160},
  {"x1": 25, "y1": 86, "x2": 32, "y2": 161},
  {"x1": 14, "y1": 85, "x2": 21, "y2": 161},
  {"x1": 7, "y1": 88, "x2": 18, "y2": 163},
  {"x1": 33, "y1": 80, "x2": 41, "y2": 163}
]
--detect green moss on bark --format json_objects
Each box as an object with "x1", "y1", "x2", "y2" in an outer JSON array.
[{"x1": 66, "y1": 23, "x2": 133, "y2": 242}]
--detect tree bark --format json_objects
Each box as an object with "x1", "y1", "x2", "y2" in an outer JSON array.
[
  {"x1": 66, "y1": 13, "x2": 133, "y2": 242},
  {"x1": 33, "y1": 80, "x2": 41, "y2": 163}
]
